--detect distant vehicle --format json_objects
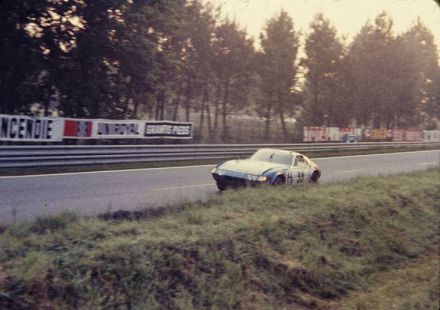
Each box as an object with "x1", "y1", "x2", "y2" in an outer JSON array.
[
  {"x1": 211, "y1": 148, "x2": 321, "y2": 191},
  {"x1": 341, "y1": 134, "x2": 360, "y2": 143}
]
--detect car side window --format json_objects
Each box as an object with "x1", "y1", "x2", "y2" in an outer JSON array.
[
  {"x1": 297, "y1": 156, "x2": 305, "y2": 166},
  {"x1": 304, "y1": 157, "x2": 312, "y2": 166}
]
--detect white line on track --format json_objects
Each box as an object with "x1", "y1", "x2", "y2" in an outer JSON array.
[
  {"x1": 0, "y1": 164, "x2": 216, "y2": 179},
  {"x1": 151, "y1": 183, "x2": 215, "y2": 191},
  {"x1": 314, "y1": 149, "x2": 439, "y2": 160},
  {"x1": 335, "y1": 169, "x2": 363, "y2": 174},
  {"x1": 421, "y1": 162, "x2": 437, "y2": 166},
  {"x1": 0, "y1": 150, "x2": 438, "y2": 179}
]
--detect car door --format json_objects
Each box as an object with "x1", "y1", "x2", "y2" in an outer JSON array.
[
  {"x1": 287, "y1": 155, "x2": 306, "y2": 185},
  {"x1": 295, "y1": 155, "x2": 310, "y2": 184}
]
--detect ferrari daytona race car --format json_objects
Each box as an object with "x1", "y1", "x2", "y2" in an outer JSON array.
[{"x1": 211, "y1": 148, "x2": 321, "y2": 191}]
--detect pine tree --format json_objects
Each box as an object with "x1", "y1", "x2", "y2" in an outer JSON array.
[
  {"x1": 302, "y1": 14, "x2": 346, "y2": 126},
  {"x1": 257, "y1": 10, "x2": 299, "y2": 139}
]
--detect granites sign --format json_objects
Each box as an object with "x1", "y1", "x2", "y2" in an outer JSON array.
[
  {"x1": 0, "y1": 114, "x2": 193, "y2": 142},
  {"x1": 144, "y1": 121, "x2": 192, "y2": 138}
]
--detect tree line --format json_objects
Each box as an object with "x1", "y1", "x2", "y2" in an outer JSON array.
[{"x1": 1, "y1": 0, "x2": 439, "y2": 142}]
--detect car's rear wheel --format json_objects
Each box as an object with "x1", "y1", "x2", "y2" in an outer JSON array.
[
  {"x1": 216, "y1": 182, "x2": 227, "y2": 191},
  {"x1": 310, "y1": 171, "x2": 320, "y2": 183}
]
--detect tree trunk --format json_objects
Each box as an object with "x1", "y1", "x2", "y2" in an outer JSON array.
[
  {"x1": 155, "y1": 92, "x2": 160, "y2": 120},
  {"x1": 279, "y1": 110, "x2": 287, "y2": 139},
  {"x1": 221, "y1": 76, "x2": 230, "y2": 142},
  {"x1": 265, "y1": 88, "x2": 273, "y2": 139},
  {"x1": 160, "y1": 89, "x2": 166, "y2": 120},
  {"x1": 212, "y1": 83, "x2": 222, "y2": 141},
  {"x1": 172, "y1": 91, "x2": 181, "y2": 121},
  {"x1": 43, "y1": 99, "x2": 50, "y2": 116},
  {"x1": 313, "y1": 83, "x2": 320, "y2": 125},
  {"x1": 265, "y1": 105, "x2": 271, "y2": 140},
  {"x1": 206, "y1": 88, "x2": 212, "y2": 140},
  {"x1": 184, "y1": 77, "x2": 192, "y2": 122},
  {"x1": 199, "y1": 98, "x2": 205, "y2": 137},
  {"x1": 199, "y1": 84, "x2": 209, "y2": 139},
  {"x1": 133, "y1": 98, "x2": 139, "y2": 119}
]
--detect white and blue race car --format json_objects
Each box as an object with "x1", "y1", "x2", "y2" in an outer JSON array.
[{"x1": 212, "y1": 148, "x2": 321, "y2": 191}]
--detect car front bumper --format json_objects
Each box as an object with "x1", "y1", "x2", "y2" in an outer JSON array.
[{"x1": 212, "y1": 173, "x2": 268, "y2": 188}]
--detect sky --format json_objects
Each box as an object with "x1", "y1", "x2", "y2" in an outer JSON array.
[{"x1": 205, "y1": 0, "x2": 440, "y2": 48}]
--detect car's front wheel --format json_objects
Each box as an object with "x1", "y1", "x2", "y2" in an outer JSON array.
[
  {"x1": 273, "y1": 176, "x2": 285, "y2": 186},
  {"x1": 216, "y1": 182, "x2": 227, "y2": 191}
]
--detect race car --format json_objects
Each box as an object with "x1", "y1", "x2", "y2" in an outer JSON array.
[{"x1": 211, "y1": 148, "x2": 321, "y2": 191}]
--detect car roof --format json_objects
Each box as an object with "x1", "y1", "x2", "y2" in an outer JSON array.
[{"x1": 257, "y1": 148, "x2": 302, "y2": 157}]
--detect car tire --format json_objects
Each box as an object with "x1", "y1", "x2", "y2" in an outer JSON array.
[
  {"x1": 310, "y1": 171, "x2": 320, "y2": 183},
  {"x1": 216, "y1": 182, "x2": 227, "y2": 192},
  {"x1": 273, "y1": 176, "x2": 285, "y2": 186}
]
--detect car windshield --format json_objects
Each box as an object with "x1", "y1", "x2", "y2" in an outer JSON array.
[{"x1": 250, "y1": 149, "x2": 293, "y2": 165}]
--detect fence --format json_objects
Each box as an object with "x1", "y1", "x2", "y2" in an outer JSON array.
[{"x1": 0, "y1": 142, "x2": 438, "y2": 168}]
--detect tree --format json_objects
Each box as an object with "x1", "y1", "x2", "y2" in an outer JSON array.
[
  {"x1": 112, "y1": 0, "x2": 164, "y2": 119},
  {"x1": 257, "y1": 10, "x2": 300, "y2": 139},
  {"x1": 401, "y1": 19, "x2": 440, "y2": 127},
  {"x1": 0, "y1": 0, "x2": 46, "y2": 114},
  {"x1": 347, "y1": 13, "x2": 439, "y2": 129},
  {"x1": 347, "y1": 13, "x2": 405, "y2": 128},
  {"x1": 181, "y1": 1, "x2": 217, "y2": 136},
  {"x1": 210, "y1": 19, "x2": 255, "y2": 141},
  {"x1": 302, "y1": 14, "x2": 347, "y2": 126}
]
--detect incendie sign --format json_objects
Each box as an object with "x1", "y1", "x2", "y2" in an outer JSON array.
[{"x1": 0, "y1": 114, "x2": 63, "y2": 142}]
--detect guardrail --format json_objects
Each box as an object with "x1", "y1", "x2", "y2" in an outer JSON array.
[{"x1": 0, "y1": 142, "x2": 438, "y2": 168}]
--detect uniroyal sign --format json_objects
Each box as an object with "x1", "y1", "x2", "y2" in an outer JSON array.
[{"x1": 0, "y1": 114, "x2": 193, "y2": 142}]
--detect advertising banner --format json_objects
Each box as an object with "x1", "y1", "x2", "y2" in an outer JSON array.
[
  {"x1": 0, "y1": 114, "x2": 63, "y2": 142},
  {"x1": 392, "y1": 129, "x2": 406, "y2": 142},
  {"x1": 339, "y1": 128, "x2": 362, "y2": 141},
  {"x1": 63, "y1": 118, "x2": 193, "y2": 140},
  {"x1": 423, "y1": 130, "x2": 440, "y2": 142},
  {"x1": 1, "y1": 114, "x2": 193, "y2": 142},
  {"x1": 93, "y1": 119, "x2": 143, "y2": 139},
  {"x1": 365, "y1": 128, "x2": 391, "y2": 141},
  {"x1": 144, "y1": 121, "x2": 192, "y2": 139},
  {"x1": 64, "y1": 119, "x2": 94, "y2": 138},
  {"x1": 304, "y1": 127, "x2": 362, "y2": 142},
  {"x1": 303, "y1": 127, "x2": 329, "y2": 142},
  {"x1": 405, "y1": 129, "x2": 423, "y2": 142}
]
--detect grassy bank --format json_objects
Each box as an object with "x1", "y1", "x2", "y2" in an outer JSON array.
[
  {"x1": 0, "y1": 145, "x2": 438, "y2": 176},
  {"x1": 0, "y1": 170, "x2": 439, "y2": 309}
]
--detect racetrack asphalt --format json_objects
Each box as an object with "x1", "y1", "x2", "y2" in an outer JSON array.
[{"x1": 0, "y1": 150, "x2": 438, "y2": 224}]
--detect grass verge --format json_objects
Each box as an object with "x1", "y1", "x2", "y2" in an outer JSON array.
[
  {"x1": 0, "y1": 170, "x2": 439, "y2": 309},
  {"x1": 336, "y1": 255, "x2": 439, "y2": 309},
  {"x1": 0, "y1": 145, "x2": 438, "y2": 176}
]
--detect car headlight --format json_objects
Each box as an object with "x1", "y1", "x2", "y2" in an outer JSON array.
[
  {"x1": 246, "y1": 175, "x2": 267, "y2": 182},
  {"x1": 246, "y1": 174, "x2": 256, "y2": 181},
  {"x1": 213, "y1": 168, "x2": 226, "y2": 176},
  {"x1": 256, "y1": 176, "x2": 267, "y2": 182}
]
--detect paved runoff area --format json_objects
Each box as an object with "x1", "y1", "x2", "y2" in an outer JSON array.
[{"x1": 0, "y1": 150, "x2": 438, "y2": 224}]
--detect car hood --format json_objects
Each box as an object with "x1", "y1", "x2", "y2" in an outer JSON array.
[{"x1": 218, "y1": 159, "x2": 285, "y2": 176}]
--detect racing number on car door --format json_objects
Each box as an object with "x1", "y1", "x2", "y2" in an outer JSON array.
[
  {"x1": 286, "y1": 171, "x2": 294, "y2": 184},
  {"x1": 297, "y1": 171, "x2": 305, "y2": 184}
]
